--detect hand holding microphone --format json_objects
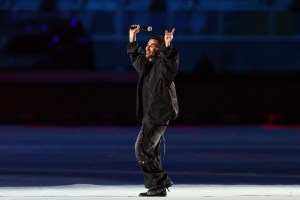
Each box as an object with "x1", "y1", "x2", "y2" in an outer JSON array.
[
  {"x1": 129, "y1": 24, "x2": 139, "y2": 42},
  {"x1": 129, "y1": 24, "x2": 153, "y2": 42},
  {"x1": 129, "y1": 24, "x2": 152, "y2": 42},
  {"x1": 129, "y1": 25, "x2": 152, "y2": 32}
]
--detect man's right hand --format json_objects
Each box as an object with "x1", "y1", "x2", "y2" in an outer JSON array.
[{"x1": 129, "y1": 24, "x2": 140, "y2": 42}]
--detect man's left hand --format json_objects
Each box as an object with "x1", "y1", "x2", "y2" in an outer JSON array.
[{"x1": 164, "y1": 28, "x2": 175, "y2": 47}]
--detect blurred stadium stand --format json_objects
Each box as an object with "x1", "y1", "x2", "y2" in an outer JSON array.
[
  {"x1": 85, "y1": 0, "x2": 119, "y2": 10},
  {"x1": 12, "y1": 0, "x2": 42, "y2": 11},
  {"x1": 126, "y1": 0, "x2": 151, "y2": 11},
  {"x1": 0, "y1": 0, "x2": 300, "y2": 125},
  {"x1": 0, "y1": 0, "x2": 299, "y2": 71},
  {"x1": 56, "y1": 0, "x2": 84, "y2": 11}
]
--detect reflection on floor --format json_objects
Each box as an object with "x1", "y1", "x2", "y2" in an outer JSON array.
[
  {"x1": 0, "y1": 125, "x2": 300, "y2": 187},
  {"x1": 1, "y1": 184, "x2": 300, "y2": 200}
]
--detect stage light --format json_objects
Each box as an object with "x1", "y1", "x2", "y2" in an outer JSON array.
[
  {"x1": 51, "y1": 35, "x2": 60, "y2": 43},
  {"x1": 70, "y1": 18, "x2": 78, "y2": 26},
  {"x1": 41, "y1": 24, "x2": 48, "y2": 32}
]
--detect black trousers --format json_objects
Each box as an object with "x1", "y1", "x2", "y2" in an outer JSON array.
[{"x1": 135, "y1": 123, "x2": 172, "y2": 189}]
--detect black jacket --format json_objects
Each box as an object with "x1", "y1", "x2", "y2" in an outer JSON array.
[{"x1": 127, "y1": 41, "x2": 179, "y2": 129}]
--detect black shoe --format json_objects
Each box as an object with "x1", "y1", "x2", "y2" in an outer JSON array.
[
  {"x1": 159, "y1": 174, "x2": 174, "y2": 190},
  {"x1": 139, "y1": 181, "x2": 173, "y2": 197},
  {"x1": 139, "y1": 189, "x2": 167, "y2": 197},
  {"x1": 165, "y1": 180, "x2": 174, "y2": 189}
]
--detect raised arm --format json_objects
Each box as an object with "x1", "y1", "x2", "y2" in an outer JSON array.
[
  {"x1": 161, "y1": 28, "x2": 179, "y2": 78},
  {"x1": 127, "y1": 24, "x2": 147, "y2": 74},
  {"x1": 164, "y1": 28, "x2": 175, "y2": 47},
  {"x1": 129, "y1": 24, "x2": 140, "y2": 42}
]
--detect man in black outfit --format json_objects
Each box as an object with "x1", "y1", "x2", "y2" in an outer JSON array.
[{"x1": 127, "y1": 25, "x2": 179, "y2": 197}]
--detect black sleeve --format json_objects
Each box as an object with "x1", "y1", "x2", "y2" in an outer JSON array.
[
  {"x1": 127, "y1": 41, "x2": 147, "y2": 74},
  {"x1": 161, "y1": 45, "x2": 179, "y2": 81}
]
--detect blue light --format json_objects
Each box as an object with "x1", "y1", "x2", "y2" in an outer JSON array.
[
  {"x1": 41, "y1": 24, "x2": 48, "y2": 32},
  {"x1": 70, "y1": 18, "x2": 78, "y2": 26},
  {"x1": 51, "y1": 35, "x2": 60, "y2": 43},
  {"x1": 7, "y1": 56, "x2": 14, "y2": 64}
]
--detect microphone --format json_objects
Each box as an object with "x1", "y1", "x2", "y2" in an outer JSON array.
[{"x1": 129, "y1": 26, "x2": 152, "y2": 32}]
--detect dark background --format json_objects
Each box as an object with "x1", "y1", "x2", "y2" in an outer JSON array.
[
  {"x1": 1, "y1": 0, "x2": 300, "y2": 126},
  {"x1": 1, "y1": 0, "x2": 300, "y2": 187}
]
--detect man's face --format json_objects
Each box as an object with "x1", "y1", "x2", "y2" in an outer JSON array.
[{"x1": 145, "y1": 39, "x2": 160, "y2": 61}]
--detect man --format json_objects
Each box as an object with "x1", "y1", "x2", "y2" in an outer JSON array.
[{"x1": 127, "y1": 25, "x2": 179, "y2": 197}]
